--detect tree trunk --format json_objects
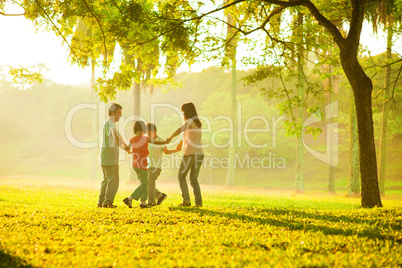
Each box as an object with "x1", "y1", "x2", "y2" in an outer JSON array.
[
  {"x1": 123, "y1": 50, "x2": 142, "y2": 182},
  {"x1": 348, "y1": 94, "x2": 360, "y2": 196},
  {"x1": 340, "y1": 54, "x2": 382, "y2": 208},
  {"x1": 378, "y1": 23, "x2": 393, "y2": 195},
  {"x1": 295, "y1": 12, "x2": 304, "y2": 193},
  {"x1": 128, "y1": 81, "x2": 141, "y2": 183},
  {"x1": 328, "y1": 63, "x2": 336, "y2": 194},
  {"x1": 226, "y1": 57, "x2": 237, "y2": 186},
  {"x1": 90, "y1": 58, "x2": 98, "y2": 180},
  {"x1": 225, "y1": 9, "x2": 237, "y2": 186},
  {"x1": 122, "y1": 48, "x2": 141, "y2": 116},
  {"x1": 134, "y1": 81, "x2": 141, "y2": 116}
]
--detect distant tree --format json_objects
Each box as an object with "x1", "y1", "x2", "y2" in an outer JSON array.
[
  {"x1": 348, "y1": 93, "x2": 360, "y2": 196},
  {"x1": 327, "y1": 59, "x2": 336, "y2": 194},
  {"x1": 369, "y1": 1, "x2": 397, "y2": 196},
  {"x1": 224, "y1": 3, "x2": 238, "y2": 187},
  {"x1": 378, "y1": 22, "x2": 394, "y2": 195},
  {"x1": 294, "y1": 12, "x2": 306, "y2": 194}
]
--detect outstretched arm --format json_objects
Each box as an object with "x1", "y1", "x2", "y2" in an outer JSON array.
[
  {"x1": 169, "y1": 127, "x2": 182, "y2": 139},
  {"x1": 167, "y1": 123, "x2": 188, "y2": 143},
  {"x1": 148, "y1": 137, "x2": 169, "y2": 145},
  {"x1": 163, "y1": 140, "x2": 182, "y2": 154},
  {"x1": 111, "y1": 128, "x2": 131, "y2": 152}
]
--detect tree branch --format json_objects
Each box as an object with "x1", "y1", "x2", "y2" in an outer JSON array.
[
  {"x1": 260, "y1": 0, "x2": 345, "y2": 46},
  {"x1": 126, "y1": 0, "x2": 247, "y2": 47},
  {"x1": 216, "y1": 6, "x2": 285, "y2": 39},
  {"x1": 111, "y1": 0, "x2": 123, "y2": 15},
  {"x1": 391, "y1": 62, "x2": 402, "y2": 109},
  {"x1": 347, "y1": 0, "x2": 364, "y2": 53},
  {"x1": 82, "y1": 0, "x2": 108, "y2": 64},
  {"x1": 34, "y1": 0, "x2": 71, "y2": 49},
  {"x1": 300, "y1": 0, "x2": 345, "y2": 46},
  {"x1": 280, "y1": 70, "x2": 298, "y2": 130}
]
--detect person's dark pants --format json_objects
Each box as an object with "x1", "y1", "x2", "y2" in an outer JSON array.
[{"x1": 178, "y1": 154, "x2": 204, "y2": 205}]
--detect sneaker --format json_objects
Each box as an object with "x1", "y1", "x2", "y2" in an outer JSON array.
[
  {"x1": 195, "y1": 204, "x2": 203, "y2": 207},
  {"x1": 178, "y1": 202, "x2": 191, "y2": 207},
  {"x1": 148, "y1": 203, "x2": 157, "y2": 207},
  {"x1": 103, "y1": 203, "x2": 117, "y2": 208},
  {"x1": 157, "y1": 193, "x2": 167, "y2": 206},
  {"x1": 139, "y1": 204, "x2": 150, "y2": 208},
  {"x1": 123, "y1": 198, "x2": 132, "y2": 208}
]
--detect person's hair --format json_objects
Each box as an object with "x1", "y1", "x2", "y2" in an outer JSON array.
[
  {"x1": 108, "y1": 103, "x2": 122, "y2": 116},
  {"x1": 181, "y1": 102, "x2": 202, "y2": 128},
  {"x1": 146, "y1": 123, "x2": 157, "y2": 132},
  {"x1": 134, "y1": 121, "x2": 146, "y2": 134}
]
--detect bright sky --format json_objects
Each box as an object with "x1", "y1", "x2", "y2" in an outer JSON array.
[{"x1": 0, "y1": 9, "x2": 396, "y2": 85}]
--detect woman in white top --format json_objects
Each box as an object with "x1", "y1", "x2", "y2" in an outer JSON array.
[{"x1": 167, "y1": 102, "x2": 204, "y2": 207}]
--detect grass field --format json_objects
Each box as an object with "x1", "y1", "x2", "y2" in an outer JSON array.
[{"x1": 0, "y1": 177, "x2": 401, "y2": 267}]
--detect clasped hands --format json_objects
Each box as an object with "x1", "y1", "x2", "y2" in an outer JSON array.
[{"x1": 165, "y1": 137, "x2": 182, "y2": 151}]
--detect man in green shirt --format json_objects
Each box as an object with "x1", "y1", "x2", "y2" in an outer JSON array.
[{"x1": 98, "y1": 103, "x2": 130, "y2": 208}]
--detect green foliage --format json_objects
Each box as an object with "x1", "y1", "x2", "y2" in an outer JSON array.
[
  {"x1": 95, "y1": 64, "x2": 135, "y2": 102},
  {"x1": 0, "y1": 178, "x2": 402, "y2": 267},
  {"x1": 244, "y1": 64, "x2": 326, "y2": 138},
  {"x1": 14, "y1": 0, "x2": 199, "y2": 101},
  {"x1": 360, "y1": 52, "x2": 402, "y2": 112},
  {"x1": 8, "y1": 67, "x2": 44, "y2": 88}
]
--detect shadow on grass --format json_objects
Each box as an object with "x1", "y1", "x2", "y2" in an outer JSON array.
[
  {"x1": 0, "y1": 250, "x2": 34, "y2": 268},
  {"x1": 244, "y1": 207, "x2": 399, "y2": 227},
  {"x1": 172, "y1": 207, "x2": 396, "y2": 241}
]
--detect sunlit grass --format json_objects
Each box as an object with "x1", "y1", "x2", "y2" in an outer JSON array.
[{"x1": 0, "y1": 177, "x2": 401, "y2": 267}]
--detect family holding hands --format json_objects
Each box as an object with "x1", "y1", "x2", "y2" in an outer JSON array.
[{"x1": 97, "y1": 102, "x2": 204, "y2": 209}]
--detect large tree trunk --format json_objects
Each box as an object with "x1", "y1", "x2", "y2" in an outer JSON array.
[
  {"x1": 261, "y1": 0, "x2": 382, "y2": 207},
  {"x1": 378, "y1": 23, "x2": 393, "y2": 195},
  {"x1": 340, "y1": 55, "x2": 382, "y2": 208},
  {"x1": 315, "y1": 0, "x2": 382, "y2": 207}
]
